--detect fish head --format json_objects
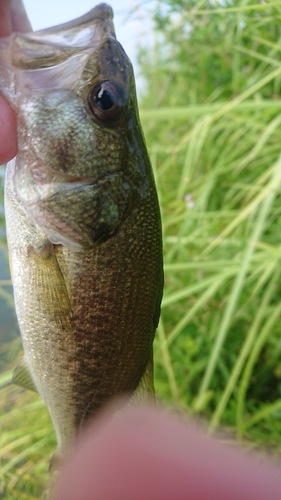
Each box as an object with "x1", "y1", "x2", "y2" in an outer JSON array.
[{"x1": 2, "y1": 4, "x2": 150, "y2": 250}]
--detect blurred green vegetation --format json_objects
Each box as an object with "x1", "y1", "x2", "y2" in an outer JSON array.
[{"x1": 2, "y1": 0, "x2": 281, "y2": 496}]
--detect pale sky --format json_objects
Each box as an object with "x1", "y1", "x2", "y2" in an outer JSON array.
[{"x1": 23, "y1": 0, "x2": 154, "y2": 92}]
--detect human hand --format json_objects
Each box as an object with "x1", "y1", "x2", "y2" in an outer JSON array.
[
  {"x1": 54, "y1": 405, "x2": 281, "y2": 500},
  {"x1": 0, "y1": 0, "x2": 31, "y2": 163}
]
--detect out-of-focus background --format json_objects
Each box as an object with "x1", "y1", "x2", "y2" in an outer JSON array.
[{"x1": 2, "y1": 1, "x2": 281, "y2": 498}]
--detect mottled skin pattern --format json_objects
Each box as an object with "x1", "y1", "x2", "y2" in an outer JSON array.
[{"x1": 3, "y1": 4, "x2": 163, "y2": 458}]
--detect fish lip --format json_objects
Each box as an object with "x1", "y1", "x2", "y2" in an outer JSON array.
[
  {"x1": 42, "y1": 173, "x2": 120, "y2": 203},
  {"x1": 30, "y1": 166, "x2": 121, "y2": 202},
  {"x1": 31, "y1": 3, "x2": 114, "y2": 39}
]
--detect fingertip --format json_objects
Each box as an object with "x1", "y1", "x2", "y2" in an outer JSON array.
[
  {"x1": 0, "y1": 0, "x2": 12, "y2": 36},
  {"x1": 0, "y1": 0, "x2": 32, "y2": 37},
  {"x1": 54, "y1": 406, "x2": 281, "y2": 500},
  {"x1": 0, "y1": 95, "x2": 18, "y2": 164},
  {"x1": 11, "y1": 0, "x2": 32, "y2": 33}
]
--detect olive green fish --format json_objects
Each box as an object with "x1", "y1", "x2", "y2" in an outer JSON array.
[{"x1": 1, "y1": 3, "x2": 163, "y2": 463}]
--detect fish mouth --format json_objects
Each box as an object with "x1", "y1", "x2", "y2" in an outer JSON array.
[
  {"x1": 23, "y1": 169, "x2": 132, "y2": 251},
  {"x1": 26, "y1": 157, "x2": 127, "y2": 205},
  {"x1": 31, "y1": 164, "x2": 119, "y2": 199}
]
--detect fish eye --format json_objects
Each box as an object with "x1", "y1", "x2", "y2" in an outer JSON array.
[{"x1": 87, "y1": 80, "x2": 125, "y2": 122}]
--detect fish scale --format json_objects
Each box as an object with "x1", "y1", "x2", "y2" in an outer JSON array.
[{"x1": 2, "y1": 3, "x2": 163, "y2": 467}]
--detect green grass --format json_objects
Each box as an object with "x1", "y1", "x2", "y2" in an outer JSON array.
[
  {"x1": 2, "y1": 0, "x2": 281, "y2": 496},
  {"x1": 148, "y1": 100, "x2": 281, "y2": 440},
  {"x1": 0, "y1": 345, "x2": 55, "y2": 498}
]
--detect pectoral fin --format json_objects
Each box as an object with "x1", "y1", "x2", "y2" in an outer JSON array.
[
  {"x1": 28, "y1": 242, "x2": 73, "y2": 330},
  {"x1": 49, "y1": 449, "x2": 62, "y2": 472},
  {"x1": 13, "y1": 356, "x2": 38, "y2": 393},
  {"x1": 129, "y1": 352, "x2": 155, "y2": 406}
]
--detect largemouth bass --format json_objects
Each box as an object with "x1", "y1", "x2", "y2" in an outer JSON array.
[{"x1": 1, "y1": 3, "x2": 163, "y2": 464}]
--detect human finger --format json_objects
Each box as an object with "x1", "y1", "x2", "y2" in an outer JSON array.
[
  {"x1": 0, "y1": 95, "x2": 17, "y2": 163},
  {"x1": 0, "y1": 0, "x2": 31, "y2": 164},
  {"x1": 54, "y1": 406, "x2": 281, "y2": 500},
  {"x1": 0, "y1": 0, "x2": 31, "y2": 36},
  {"x1": 10, "y1": 0, "x2": 32, "y2": 33}
]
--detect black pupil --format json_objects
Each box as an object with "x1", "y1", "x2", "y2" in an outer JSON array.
[{"x1": 96, "y1": 88, "x2": 114, "y2": 110}]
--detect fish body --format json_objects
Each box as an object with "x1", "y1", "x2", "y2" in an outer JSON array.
[{"x1": 2, "y1": 4, "x2": 163, "y2": 456}]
